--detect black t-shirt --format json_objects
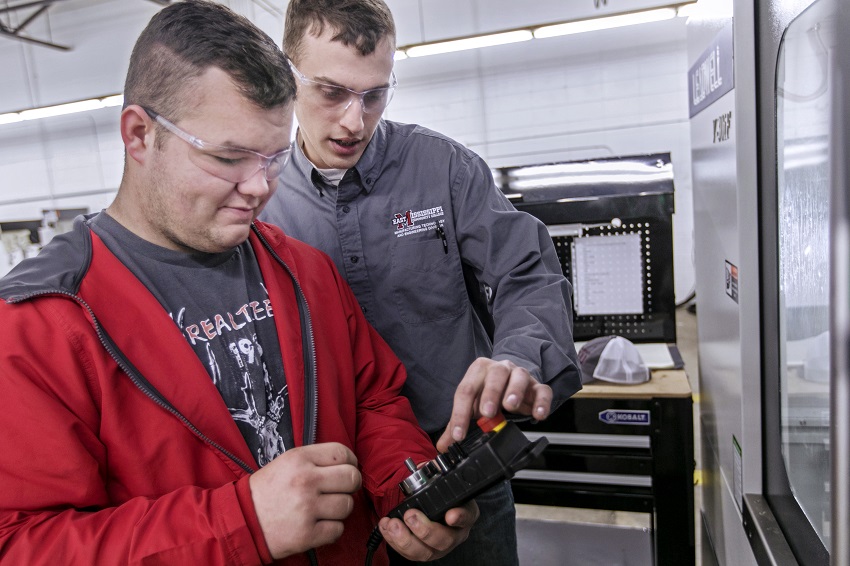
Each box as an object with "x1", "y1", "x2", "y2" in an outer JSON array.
[{"x1": 91, "y1": 212, "x2": 294, "y2": 467}]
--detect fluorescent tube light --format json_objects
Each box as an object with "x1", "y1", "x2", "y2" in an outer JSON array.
[
  {"x1": 510, "y1": 161, "x2": 667, "y2": 178},
  {"x1": 394, "y1": 3, "x2": 694, "y2": 60},
  {"x1": 512, "y1": 172, "x2": 671, "y2": 189},
  {"x1": 0, "y1": 114, "x2": 23, "y2": 126},
  {"x1": 1, "y1": 2, "x2": 699, "y2": 126},
  {"x1": 0, "y1": 94, "x2": 124, "y2": 126},
  {"x1": 676, "y1": 3, "x2": 699, "y2": 18},
  {"x1": 405, "y1": 30, "x2": 533, "y2": 58},
  {"x1": 533, "y1": 8, "x2": 677, "y2": 39}
]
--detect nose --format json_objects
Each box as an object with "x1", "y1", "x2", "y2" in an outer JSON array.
[
  {"x1": 237, "y1": 166, "x2": 272, "y2": 199},
  {"x1": 339, "y1": 94, "x2": 365, "y2": 134}
]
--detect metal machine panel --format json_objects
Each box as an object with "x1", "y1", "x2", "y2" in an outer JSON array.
[
  {"x1": 687, "y1": 1, "x2": 761, "y2": 563},
  {"x1": 694, "y1": 0, "x2": 846, "y2": 562}
]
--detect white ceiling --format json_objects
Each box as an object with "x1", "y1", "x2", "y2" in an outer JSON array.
[{"x1": 0, "y1": 0, "x2": 688, "y2": 114}]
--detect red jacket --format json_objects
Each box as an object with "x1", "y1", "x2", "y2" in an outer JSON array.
[{"x1": 0, "y1": 218, "x2": 435, "y2": 565}]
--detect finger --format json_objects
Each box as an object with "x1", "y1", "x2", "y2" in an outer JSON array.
[
  {"x1": 301, "y1": 442, "x2": 358, "y2": 467},
  {"x1": 500, "y1": 365, "x2": 535, "y2": 413},
  {"x1": 314, "y1": 493, "x2": 355, "y2": 521},
  {"x1": 443, "y1": 500, "x2": 480, "y2": 529},
  {"x1": 401, "y1": 509, "x2": 459, "y2": 554},
  {"x1": 380, "y1": 517, "x2": 436, "y2": 562},
  {"x1": 477, "y1": 361, "x2": 512, "y2": 419},
  {"x1": 314, "y1": 463, "x2": 362, "y2": 494},
  {"x1": 435, "y1": 428, "x2": 455, "y2": 453},
  {"x1": 523, "y1": 383, "x2": 554, "y2": 421},
  {"x1": 445, "y1": 360, "x2": 489, "y2": 444},
  {"x1": 310, "y1": 519, "x2": 347, "y2": 549},
  {"x1": 508, "y1": 380, "x2": 552, "y2": 417}
]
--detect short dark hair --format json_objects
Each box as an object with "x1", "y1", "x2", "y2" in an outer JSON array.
[
  {"x1": 284, "y1": 0, "x2": 396, "y2": 64},
  {"x1": 124, "y1": 0, "x2": 294, "y2": 121}
]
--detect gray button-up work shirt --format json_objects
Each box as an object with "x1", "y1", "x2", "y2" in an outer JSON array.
[{"x1": 261, "y1": 120, "x2": 581, "y2": 434}]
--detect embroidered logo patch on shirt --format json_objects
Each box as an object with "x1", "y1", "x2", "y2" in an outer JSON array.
[{"x1": 392, "y1": 206, "x2": 445, "y2": 238}]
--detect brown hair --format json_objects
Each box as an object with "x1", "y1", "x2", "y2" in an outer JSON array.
[
  {"x1": 284, "y1": 0, "x2": 396, "y2": 64},
  {"x1": 124, "y1": 0, "x2": 294, "y2": 121}
]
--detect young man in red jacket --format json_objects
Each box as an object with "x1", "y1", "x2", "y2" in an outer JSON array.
[{"x1": 0, "y1": 2, "x2": 475, "y2": 564}]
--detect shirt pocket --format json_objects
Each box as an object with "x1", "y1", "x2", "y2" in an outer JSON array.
[{"x1": 391, "y1": 237, "x2": 467, "y2": 324}]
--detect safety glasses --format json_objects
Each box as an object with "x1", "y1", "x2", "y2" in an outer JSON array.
[
  {"x1": 143, "y1": 107, "x2": 292, "y2": 183},
  {"x1": 288, "y1": 60, "x2": 397, "y2": 115}
]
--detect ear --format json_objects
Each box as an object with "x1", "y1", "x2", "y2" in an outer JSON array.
[{"x1": 121, "y1": 105, "x2": 155, "y2": 165}]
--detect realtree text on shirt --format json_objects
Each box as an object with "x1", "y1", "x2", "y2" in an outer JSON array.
[{"x1": 91, "y1": 212, "x2": 294, "y2": 466}]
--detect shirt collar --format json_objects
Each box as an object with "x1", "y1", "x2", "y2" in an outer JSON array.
[{"x1": 292, "y1": 120, "x2": 389, "y2": 195}]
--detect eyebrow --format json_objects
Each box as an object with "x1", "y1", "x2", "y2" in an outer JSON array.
[
  {"x1": 196, "y1": 127, "x2": 289, "y2": 155},
  {"x1": 205, "y1": 140, "x2": 291, "y2": 156},
  {"x1": 312, "y1": 75, "x2": 391, "y2": 91}
]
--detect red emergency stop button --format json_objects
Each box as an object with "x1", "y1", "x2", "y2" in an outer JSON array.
[{"x1": 477, "y1": 413, "x2": 507, "y2": 433}]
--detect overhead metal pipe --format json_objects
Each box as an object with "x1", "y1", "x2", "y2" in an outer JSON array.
[
  {"x1": 0, "y1": 0, "x2": 67, "y2": 16},
  {"x1": 0, "y1": 0, "x2": 71, "y2": 50}
]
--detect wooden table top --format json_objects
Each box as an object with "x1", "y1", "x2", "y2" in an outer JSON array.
[{"x1": 573, "y1": 369, "x2": 692, "y2": 400}]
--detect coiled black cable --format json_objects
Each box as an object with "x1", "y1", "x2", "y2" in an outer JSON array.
[{"x1": 365, "y1": 525, "x2": 383, "y2": 566}]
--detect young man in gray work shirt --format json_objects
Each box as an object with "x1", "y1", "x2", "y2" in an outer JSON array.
[{"x1": 261, "y1": 1, "x2": 582, "y2": 563}]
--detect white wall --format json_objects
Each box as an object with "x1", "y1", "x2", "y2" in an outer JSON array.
[
  {"x1": 0, "y1": 0, "x2": 286, "y2": 225},
  {"x1": 0, "y1": 0, "x2": 695, "y2": 301},
  {"x1": 387, "y1": 16, "x2": 694, "y2": 301}
]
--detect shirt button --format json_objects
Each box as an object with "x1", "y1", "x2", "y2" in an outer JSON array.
[
  {"x1": 365, "y1": 178, "x2": 373, "y2": 184},
  {"x1": 351, "y1": 256, "x2": 359, "y2": 263},
  {"x1": 343, "y1": 205, "x2": 351, "y2": 213}
]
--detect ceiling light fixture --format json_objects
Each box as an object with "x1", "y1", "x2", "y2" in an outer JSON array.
[
  {"x1": 675, "y1": 4, "x2": 700, "y2": 18},
  {"x1": 2, "y1": 2, "x2": 697, "y2": 126},
  {"x1": 395, "y1": 2, "x2": 695, "y2": 59},
  {"x1": 533, "y1": 7, "x2": 677, "y2": 39},
  {"x1": 0, "y1": 94, "x2": 123, "y2": 125},
  {"x1": 404, "y1": 30, "x2": 533, "y2": 58}
]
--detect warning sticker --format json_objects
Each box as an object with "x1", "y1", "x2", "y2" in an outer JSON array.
[{"x1": 725, "y1": 260, "x2": 739, "y2": 303}]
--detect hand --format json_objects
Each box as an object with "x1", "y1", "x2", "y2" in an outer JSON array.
[
  {"x1": 436, "y1": 357, "x2": 553, "y2": 452},
  {"x1": 249, "y1": 443, "x2": 361, "y2": 559},
  {"x1": 379, "y1": 500, "x2": 479, "y2": 561}
]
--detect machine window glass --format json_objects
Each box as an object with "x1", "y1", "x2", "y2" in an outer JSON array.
[{"x1": 775, "y1": 0, "x2": 834, "y2": 553}]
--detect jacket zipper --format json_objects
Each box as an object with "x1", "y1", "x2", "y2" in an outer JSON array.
[
  {"x1": 6, "y1": 232, "x2": 321, "y2": 452},
  {"x1": 10, "y1": 227, "x2": 322, "y2": 565},
  {"x1": 8, "y1": 290, "x2": 257, "y2": 474},
  {"x1": 252, "y1": 226, "x2": 318, "y2": 447},
  {"x1": 250, "y1": 228, "x2": 321, "y2": 566}
]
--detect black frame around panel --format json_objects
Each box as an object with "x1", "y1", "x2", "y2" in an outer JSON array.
[{"x1": 500, "y1": 153, "x2": 677, "y2": 344}]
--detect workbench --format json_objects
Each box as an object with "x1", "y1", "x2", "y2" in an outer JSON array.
[{"x1": 512, "y1": 369, "x2": 695, "y2": 566}]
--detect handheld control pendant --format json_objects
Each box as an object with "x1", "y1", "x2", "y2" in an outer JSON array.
[
  {"x1": 364, "y1": 415, "x2": 548, "y2": 564},
  {"x1": 386, "y1": 414, "x2": 549, "y2": 523}
]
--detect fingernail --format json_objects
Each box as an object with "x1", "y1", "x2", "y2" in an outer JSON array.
[
  {"x1": 483, "y1": 401, "x2": 496, "y2": 417},
  {"x1": 535, "y1": 406, "x2": 546, "y2": 417},
  {"x1": 453, "y1": 426, "x2": 464, "y2": 441},
  {"x1": 405, "y1": 514, "x2": 419, "y2": 528},
  {"x1": 506, "y1": 394, "x2": 519, "y2": 409}
]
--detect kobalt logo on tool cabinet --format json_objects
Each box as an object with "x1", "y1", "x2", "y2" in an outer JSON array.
[
  {"x1": 598, "y1": 409, "x2": 651, "y2": 426},
  {"x1": 392, "y1": 206, "x2": 445, "y2": 237}
]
